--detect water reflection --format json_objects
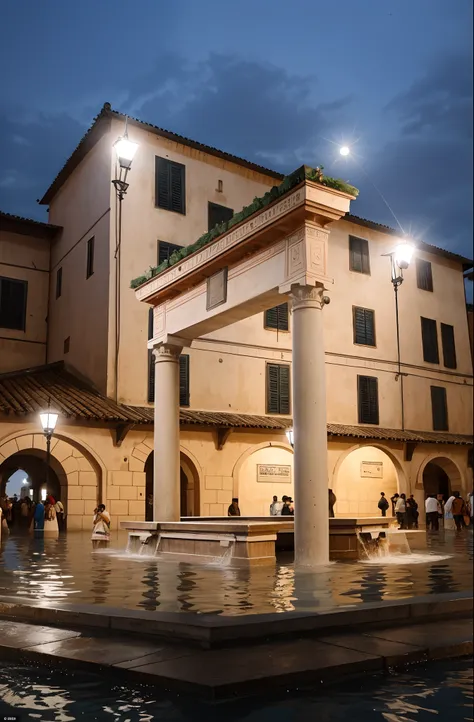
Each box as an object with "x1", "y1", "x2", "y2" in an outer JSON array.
[
  {"x1": 0, "y1": 658, "x2": 472, "y2": 721},
  {"x1": 0, "y1": 530, "x2": 472, "y2": 616}
]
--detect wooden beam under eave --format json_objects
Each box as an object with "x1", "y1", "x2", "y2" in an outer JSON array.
[
  {"x1": 114, "y1": 423, "x2": 132, "y2": 447},
  {"x1": 215, "y1": 427, "x2": 233, "y2": 451}
]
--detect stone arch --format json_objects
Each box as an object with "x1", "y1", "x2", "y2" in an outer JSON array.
[
  {"x1": 232, "y1": 441, "x2": 294, "y2": 516},
  {"x1": 332, "y1": 443, "x2": 406, "y2": 517},
  {"x1": 416, "y1": 454, "x2": 464, "y2": 499},
  {"x1": 0, "y1": 430, "x2": 103, "y2": 531},
  {"x1": 143, "y1": 445, "x2": 203, "y2": 519}
]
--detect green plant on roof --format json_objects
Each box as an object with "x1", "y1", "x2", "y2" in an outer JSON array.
[{"x1": 130, "y1": 165, "x2": 358, "y2": 289}]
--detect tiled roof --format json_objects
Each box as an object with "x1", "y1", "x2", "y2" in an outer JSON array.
[
  {"x1": 39, "y1": 103, "x2": 283, "y2": 205},
  {"x1": 0, "y1": 363, "x2": 471, "y2": 446},
  {"x1": 0, "y1": 210, "x2": 61, "y2": 238}
]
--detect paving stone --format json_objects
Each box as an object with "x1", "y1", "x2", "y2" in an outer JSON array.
[
  {"x1": 318, "y1": 633, "x2": 427, "y2": 665},
  {"x1": 364, "y1": 618, "x2": 473, "y2": 653},
  {"x1": 0, "y1": 619, "x2": 80, "y2": 649},
  {"x1": 115, "y1": 646, "x2": 194, "y2": 669},
  {"x1": 24, "y1": 635, "x2": 170, "y2": 665}
]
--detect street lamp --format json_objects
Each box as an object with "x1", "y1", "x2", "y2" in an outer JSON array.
[
  {"x1": 384, "y1": 240, "x2": 415, "y2": 431},
  {"x1": 112, "y1": 120, "x2": 138, "y2": 402},
  {"x1": 39, "y1": 404, "x2": 59, "y2": 500},
  {"x1": 286, "y1": 428, "x2": 294, "y2": 448}
]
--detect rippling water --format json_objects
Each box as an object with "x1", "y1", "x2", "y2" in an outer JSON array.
[
  {"x1": 0, "y1": 530, "x2": 472, "y2": 615},
  {"x1": 0, "y1": 657, "x2": 472, "y2": 721}
]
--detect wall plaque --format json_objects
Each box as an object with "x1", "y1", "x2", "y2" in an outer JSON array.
[
  {"x1": 360, "y1": 461, "x2": 383, "y2": 478},
  {"x1": 207, "y1": 267, "x2": 228, "y2": 310},
  {"x1": 257, "y1": 464, "x2": 292, "y2": 483}
]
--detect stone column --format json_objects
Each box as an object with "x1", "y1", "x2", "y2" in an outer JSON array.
[
  {"x1": 291, "y1": 284, "x2": 329, "y2": 566},
  {"x1": 153, "y1": 342, "x2": 182, "y2": 521}
]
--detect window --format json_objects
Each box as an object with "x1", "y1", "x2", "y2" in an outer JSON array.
[
  {"x1": 147, "y1": 309, "x2": 154, "y2": 403},
  {"x1": 63, "y1": 337, "x2": 70, "y2": 354},
  {"x1": 416, "y1": 258, "x2": 433, "y2": 292},
  {"x1": 0, "y1": 276, "x2": 27, "y2": 331},
  {"x1": 147, "y1": 349, "x2": 190, "y2": 406},
  {"x1": 349, "y1": 236, "x2": 370, "y2": 274},
  {"x1": 421, "y1": 317, "x2": 439, "y2": 364},
  {"x1": 155, "y1": 157, "x2": 185, "y2": 214},
  {"x1": 264, "y1": 303, "x2": 289, "y2": 332},
  {"x1": 208, "y1": 202, "x2": 234, "y2": 231},
  {"x1": 441, "y1": 323, "x2": 457, "y2": 369},
  {"x1": 431, "y1": 386, "x2": 448, "y2": 431},
  {"x1": 179, "y1": 355, "x2": 190, "y2": 407},
  {"x1": 357, "y1": 375, "x2": 379, "y2": 425},
  {"x1": 353, "y1": 307, "x2": 376, "y2": 346},
  {"x1": 266, "y1": 364, "x2": 291, "y2": 415},
  {"x1": 86, "y1": 236, "x2": 94, "y2": 278},
  {"x1": 157, "y1": 240, "x2": 183, "y2": 265},
  {"x1": 56, "y1": 268, "x2": 62, "y2": 299}
]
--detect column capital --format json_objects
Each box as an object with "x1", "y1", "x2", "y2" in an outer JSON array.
[
  {"x1": 152, "y1": 343, "x2": 182, "y2": 363},
  {"x1": 290, "y1": 284, "x2": 326, "y2": 311}
]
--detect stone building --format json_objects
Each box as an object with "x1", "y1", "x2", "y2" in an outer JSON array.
[{"x1": 0, "y1": 104, "x2": 472, "y2": 530}]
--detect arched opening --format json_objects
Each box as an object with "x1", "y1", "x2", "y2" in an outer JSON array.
[
  {"x1": 422, "y1": 457, "x2": 462, "y2": 501},
  {"x1": 237, "y1": 445, "x2": 294, "y2": 516},
  {"x1": 144, "y1": 450, "x2": 201, "y2": 520},
  {"x1": 334, "y1": 445, "x2": 399, "y2": 517}
]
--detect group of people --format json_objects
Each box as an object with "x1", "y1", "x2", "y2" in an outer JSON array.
[
  {"x1": 269, "y1": 495, "x2": 295, "y2": 516},
  {"x1": 377, "y1": 489, "x2": 474, "y2": 531},
  {"x1": 0, "y1": 494, "x2": 65, "y2": 534}
]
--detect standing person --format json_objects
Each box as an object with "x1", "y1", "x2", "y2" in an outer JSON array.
[
  {"x1": 378, "y1": 492, "x2": 390, "y2": 517},
  {"x1": 425, "y1": 495, "x2": 440, "y2": 531},
  {"x1": 33, "y1": 500, "x2": 45, "y2": 532},
  {"x1": 91, "y1": 504, "x2": 111, "y2": 549},
  {"x1": 328, "y1": 489, "x2": 336, "y2": 518},
  {"x1": 406, "y1": 495, "x2": 419, "y2": 530},
  {"x1": 281, "y1": 496, "x2": 293, "y2": 516},
  {"x1": 391, "y1": 493, "x2": 399, "y2": 517},
  {"x1": 444, "y1": 493, "x2": 456, "y2": 531},
  {"x1": 20, "y1": 498, "x2": 31, "y2": 530},
  {"x1": 44, "y1": 500, "x2": 59, "y2": 536},
  {"x1": 227, "y1": 498, "x2": 241, "y2": 516},
  {"x1": 270, "y1": 496, "x2": 282, "y2": 516},
  {"x1": 395, "y1": 493, "x2": 407, "y2": 529},
  {"x1": 54, "y1": 499, "x2": 65, "y2": 532},
  {"x1": 451, "y1": 491, "x2": 467, "y2": 531}
]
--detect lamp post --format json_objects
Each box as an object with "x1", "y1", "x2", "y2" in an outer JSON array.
[
  {"x1": 39, "y1": 405, "x2": 59, "y2": 500},
  {"x1": 112, "y1": 121, "x2": 138, "y2": 402},
  {"x1": 384, "y1": 242, "x2": 415, "y2": 430}
]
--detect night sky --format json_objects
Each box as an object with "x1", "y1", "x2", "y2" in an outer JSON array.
[{"x1": 0, "y1": 0, "x2": 472, "y2": 264}]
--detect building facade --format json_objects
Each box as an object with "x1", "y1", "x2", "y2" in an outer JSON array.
[{"x1": 0, "y1": 103, "x2": 472, "y2": 531}]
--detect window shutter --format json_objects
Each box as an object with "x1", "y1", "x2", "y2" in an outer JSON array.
[
  {"x1": 155, "y1": 157, "x2": 186, "y2": 214},
  {"x1": 147, "y1": 349, "x2": 155, "y2": 403},
  {"x1": 157, "y1": 241, "x2": 183, "y2": 265},
  {"x1": 358, "y1": 375, "x2": 379, "y2": 425},
  {"x1": 267, "y1": 364, "x2": 290, "y2": 414},
  {"x1": 441, "y1": 323, "x2": 456, "y2": 369},
  {"x1": 179, "y1": 355, "x2": 190, "y2": 406},
  {"x1": 56, "y1": 268, "x2": 62, "y2": 299},
  {"x1": 416, "y1": 259, "x2": 433, "y2": 292},
  {"x1": 208, "y1": 202, "x2": 234, "y2": 231},
  {"x1": 86, "y1": 237, "x2": 94, "y2": 278},
  {"x1": 431, "y1": 386, "x2": 448, "y2": 431},
  {"x1": 421, "y1": 317, "x2": 439, "y2": 364},
  {"x1": 265, "y1": 303, "x2": 289, "y2": 331},
  {"x1": 148, "y1": 308, "x2": 153, "y2": 340},
  {"x1": 353, "y1": 307, "x2": 375, "y2": 346},
  {"x1": 0, "y1": 277, "x2": 27, "y2": 331},
  {"x1": 349, "y1": 236, "x2": 370, "y2": 274}
]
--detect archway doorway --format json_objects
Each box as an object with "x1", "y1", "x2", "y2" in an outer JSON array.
[
  {"x1": 422, "y1": 457, "x2": 461, "y2": 501},
  {"x1": 334, "y1": 445, "x2": 399, "y2": 517},
  {"x1": 144, "y1": 451, "x2": 200, "y2": 520}
]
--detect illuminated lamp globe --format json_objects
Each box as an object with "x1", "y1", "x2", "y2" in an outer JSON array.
[
  {"x1": 394, "y1": 242, "x2": 415, "y2": 270},
  {"x1": 39, "y1": 411, "x2": 59, "y2": 436},
  {"x1": 114, "y1": 135, "x2": 139, "y2": 170}
]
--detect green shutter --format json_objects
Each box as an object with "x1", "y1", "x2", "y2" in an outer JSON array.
[
  {"x1": 278, "y1": 365, "x2": 290, "y2": 414},
  {"x1": 265, "y1": 303, "x2": 289, "y2": 331},
  {"x1": 157, "y1": 241, "x2": 183, "y2": 265},
  {"x1": 358, "y1": 375, "x2": 379, "y2": 425},
  {"x1": 179, "y1": 355, "x2": 190, "y2": 407},
  {"x1": 147, "y1": 349, "x2": 155, "y2": 403},
  {"x1": 431, "y1": 386, "x2": 448, "y2": 431},
  {"x1": 421, "y1": 317, "x2": 439, "y2": 364},
  {"x1": 155, "y1": 157, "x2": 185, "y2": 214},
  {"x1": 170, "y1": 162, "x2": 185, "y2": 214},
  {"x1": 349, "y1": 236, "x2": 370, "y2": 274},
  {"x1": 441, "y1": 323, "x2": 456, "y2": 369},
  {"x1": 208, "y1": 202, "x2": 234, "y2": 231},
  {"x1": 267, "y1": 364, "x2": 290, "y2": 414},
  {"x1": 416, "y1": 259, "x2": 433, "y2": 292},
  {"x1": 0, "y1": 276, "x2": 27, "y2": 331},
  {"x1": 353, "y1": 307, "x2": 375, "y2": 346}
]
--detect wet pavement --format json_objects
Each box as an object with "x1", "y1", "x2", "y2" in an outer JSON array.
[{"x1": 0, "y1": 529, "x2": 472, "y2": 615}]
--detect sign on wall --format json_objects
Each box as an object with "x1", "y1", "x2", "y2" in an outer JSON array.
[
  {"x1": 207, "y1": 267, "x2": 228, "y2": 310},
  {"x1": 257, "y1": 464, "x2": 292, "y2": 483},
  {"x1": 360, "y1": 461, "x2": 383, "y2": 478}
]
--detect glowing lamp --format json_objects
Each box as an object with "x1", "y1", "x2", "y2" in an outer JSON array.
[
  {"x1": 286, "y1": 428, "x2": 294, "y2": 448},
  {"x1": 394, "y1": 242, "x2": 415, "y2": 270},
  {"x1": 39, "y1": 411, "x2": 59, "y2": 436},
  {"x1": 114, "y1": 135, "x2": 138, "y2": 170},
  {"x1": 339, "y1": 146, "x2": 350, "y2": 156}
]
